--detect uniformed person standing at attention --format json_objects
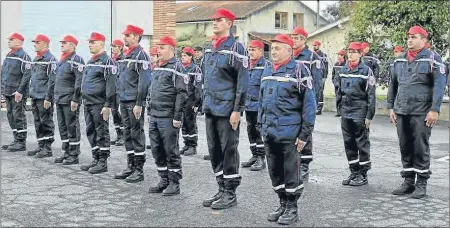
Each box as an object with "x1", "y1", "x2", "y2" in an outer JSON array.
[
  {"x1": 27, "y1": 34, "x2": 57, "y2": 158},
  {"x1": 79, "y1": 32, "x2": 117, "y2": 174},
  {"x1": 259, "y1": 34, "x2": 316, "y2": 225},
  {"x1": 388, "y1": 26, "x2": 447, "y2": 199},
  {"x1": 361, "y1": 42, "x2": 380, "y2": 80},
  {"x1": 201, "y1": 8, "x2": 249, "y2": 210},
  {"x1": 291, "y1": 27, "x2": 323, "y2": 182},
  {"x1": 241, "y1": 40, "x2": 268, "y2": 171},
  {"x1": 332, "y1": 49, "x2": 347, "y2": 117},
  {"x1": 53, "y1": 35, "x2": 84, "y2": 165},
  {"x1": 145, "y1": 46, "x2": 158, "y2": 151},
  {"x1": 312, "y1": 40, "x2": 329, "y2": 115},
  {"x1": 1, "y1": 33, "x2": 32, "y2": 152},
  {"x1": 147, "y1": 36, "x2": 187, "y2": 196},
  {"x1": 193, "y1": 46, "x2": 205, "y2": 116},
  {"x1": 114, "y1": 25, "x2": 151, "y2": 183},
  {"x1": 336, "y1": 42, "x2": 376, "y2": 186},
  {"x1": 109, "y1": 39, "x2": 125, "y2": 146},
  {"x1": 179, "y1": 46, "x2": 202, "y2": 157}
]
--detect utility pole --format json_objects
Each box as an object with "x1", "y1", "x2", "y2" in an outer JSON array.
[{"x1": 316, "y1": 0, "x2": 320, "y2": 29}]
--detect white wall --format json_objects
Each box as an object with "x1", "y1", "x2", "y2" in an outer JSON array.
[
  {"x1": 1, "y1": 1, "x2": 22, "y2": 61},
  {"x1": 112, "y1": 1, "x2": 153, "y2": 43}
]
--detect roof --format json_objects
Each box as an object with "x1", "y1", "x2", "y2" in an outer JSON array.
[
  {"x1": 176, "y1": 1, "x2": 328, "y2": 23},
  {"x1": 248, "y1": 32, "x2": 278, "y2": 44},
  {"x1": 308, "y1": 17, "x2": 350, "y2": 38}
]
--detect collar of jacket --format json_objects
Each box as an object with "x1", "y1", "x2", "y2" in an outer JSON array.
[
  {"x1": 214, "y1": 35, "x2": 236, "y2": 51},
  {"x1": 183, "y1": 62, "x2": 198, "y2": 71},
  {"x1": 126, "y1": 45, "x2": 143, "y2": 58},
  {"x1": 160, "y1": 56, "x2": 177, "y2": 67},
  {"x1": 272, "y1": 58, "x2": 297, "y2": 74},
  {"x1": 8, "y1": 47, "x2": 24, "y2": 56},
  {"x1": 60, "y1": 51, "x2": 76, "y2": 62},
  {"x1": 399, "y1": 48, "x2": 432, "y2": 61},
  {"x1": 89, "y1": 51, "x2": 107, "y2": 63},
  {"x1": 343, "y1": 60, "x2": 365, "y2": 73},
  {"x1": 35, "y1": 49, "x2": 52, "y2": 61},
  {"x1": 295, "y1": 46, "x2": 312, "y2": 59}
]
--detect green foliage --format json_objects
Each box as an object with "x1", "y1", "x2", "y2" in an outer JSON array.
[
  {"x1": 176, "y1": 29, "x2": 210, "y2": 50},
  {"x1": 346, "y1": 0, "x2": 450, "y2": 87},
  {"x1": 321, "y1": 1, "x2": 356, "y2": 22}
]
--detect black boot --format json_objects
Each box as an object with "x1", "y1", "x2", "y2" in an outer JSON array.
[
  {"x1": 267, "y1": 192, "x2": 287, "y2": 222},
  {"x1": 316, "y1": 110, "x2": 322, "y2": 115},
  {"x1": 125, "y1": 155, "x2": 145, "y2": 183},
  {"x1": 114, "y1": 154, "x2": 135, "y2": 179},
  {"x1": 62, "y1": 145, "x2": 79, "y2": 165},
  {"x1": 35, "y1": 141, "x2": 53, "y2": 158},
  {"x1": 277, "y1": 195, "x2": 299, "y2": 225},
  {"x1": 300, "y1": 163, "x2": 310, "y2": 182},
  {"x1": 180, "y1": 145, "x2": 189, "y2": 155},
  {"x1": 89, "y1": 152, "x2": 109, "y2": 174},
  {"x1": 250, "y1": 156, "x2": 266, "y2": 171},
  {"x1": 146, "y1": 145, "x2": 152, "y2": 150},
  {"x1": 392, "y1": 176, "x2": 416, "y2": 195},
  {"x1": 3, "y1": 132, "x2": 18, "y2": 150},
  {"x1": 162, "y1": 180, "x2": 180, "y2": 196},
  {"x1": 54, "y1": 142, "x2": 69, "y2": 163},
  {"x1": 81, "y1": 149, "x2": 99, "y2": 171},
  {"x1": 148, "y1": 177, "x2": 169, "y2": 193},
  {"x1": 203, "y1": 154, "x2": 211, "y2": 160},
  {"x1": 211, "y1": 189, "x2": 237, "y2": 210},
  {"x1": 411, "y1": 177, "x2": 427, "y2": 199},
  {"x1": 342, "y1": 166, "x2": 359, "y2": 185},
  {"x1": 27, "y1": 141, "x2": 44, "y2": 156},
  {"x1": 349, "y1": 171, "x2": 368, "y2": 186},
  {"x1": 241, "y1": 155, "x2": 257, "y2": 168},
  {"x1": 184, "y1": 147, "x2": 197, "y2": 156},
  {"x1": 7, "y1": 141, "x2": 26, "y2": 152},
  {"x1": 114, "y1": 129, "x2": 124, "y2": 146},
  {"x1": 203, "y1": 186, "x2": 224, "y2": 207}
]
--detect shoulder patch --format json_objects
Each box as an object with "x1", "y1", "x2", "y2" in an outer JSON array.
[
  {"x1": 111, "y1": 66, "x2": 118, "y2": 74},
  {"x1": 183, "y1": 74, "x2": 189, "y2": 84},
  {"x1": 25, "y1": 63, "x2": 32, "y2": 70},
  {"x1": 78, "y1": 65, "x2": 84, "y2": 72},
  {"x1": 440, "y1": 65, "x2": 446, "y2": 74},
  {"x1": 51, "y1": 63, "x2": 57, "y2": 71},
  {"x1": 142, "y1": 62, "x2": 149, "y2": 70}
]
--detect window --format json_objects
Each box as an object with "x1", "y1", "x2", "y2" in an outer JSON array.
[
  {"x1": 275, "y1": 12, "x2": 288, "y2": 29},
  {"x1": 293, "y1": 13, "x2": 304, "y2": 29}
]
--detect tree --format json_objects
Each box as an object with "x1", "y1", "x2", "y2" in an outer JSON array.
[
  {"x1": 176, "y1": 29, "x2": 210, "y2": 52},
  {"x1": 321, "y1": 1, "x2": 356, "y2": 22},
  {"x1": 346, "y1": 0, "x2": 449, "y2": 87}
]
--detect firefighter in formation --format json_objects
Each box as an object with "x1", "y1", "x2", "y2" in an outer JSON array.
[{"x1": 1, "y1": 15, "x2": 448, "y2": 225}]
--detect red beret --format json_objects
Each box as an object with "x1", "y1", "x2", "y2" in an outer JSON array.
[
  {"x1": 394, "y1": 46, "x2": 404, "y2": 52},
  {"x1": 211, "y1": 8, "x2": 236, "y2": 21},
  {"x1": 361, "y1": 42, "x2": 370, "y2": 49},
  {"x1": 88, "y1": 32, "x2": 106, "y2": 42},
  {"x1": 249, "y1": 40, "x2": 264, "y2": 49},
  {"x1": 291, "y1": 27, "x2": 308, "y2": 38},
  {"x1": 150, "y1": 46, "x2": 158, "y2": 55},
  {"x1": 337, "y1": 49, "x2": 346, "y2": 55},
  {"x1": 158, "y1": 36, "x2": 176, "y2": 47},
  {"x1": 112, "y1": 39, "x2": 124, "y2": 47},
  {"x1": 182, "y1": 47, "x2": 195, "y2": 56},
  {"x1": 271, "y1": 34, "x2": 294, "y2": 48},
  {"x1": 408, "y1": 25, "x2": 428, "y2": 38},
  {"x1": 60, "y1": 35, "x2": 78, "y2": 45},
  {"x1": 348, "y1": 42, "x2": 362, "y2": 51},
  {"x1": 122, "y1": 24, "x2": 144, "y2": 36},
  {"x1": 312, "y1": 40, "x2": 321, "y2": 46},
  {"x1": 8, "y1": 33, "x2": 24, "y2": 42},
  {"x1": 32, "y1": 34, "x2": 50, "y2": 43}
]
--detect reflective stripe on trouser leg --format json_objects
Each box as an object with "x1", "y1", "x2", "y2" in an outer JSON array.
[
  {"x1": 353, "y1": 118, "x2": 371, "y2": 171},
  {"x1": 301, "y1": 135, "x2": 313, "y2": 163},
  {"x1": 410, "y1": 115, "x2": 432, "y2": 179},
  {"x1": 396, "y1": 114, "x2": 415, "y2": 178},
  {"x1": 341, "y1": 117, "x2": 359, "y2": 169},
  {"x1": 85, "y1": 104, "x2": 111, "y2": 156},
  {"x1": 13, "y1": 97, "x2": 27, "y2": 142},
  {"x1": 205, "y1": 114, "x2": 241, "y2": 189},
  {"x1": 246, "y1": 111, "x2": 265, "y2": 156},
  {"x1": 266, "y1": 140, "x2": 285, "y2": 193},
  {"x1": 182, "y1": 98, "x2": 198, "y2": 147},
  {"x1": 120, "y1": 102, "x2": 134, "y2": 152}
]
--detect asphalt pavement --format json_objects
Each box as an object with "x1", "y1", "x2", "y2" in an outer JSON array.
[{"x1": 1, "y1": 110, "x2": 449, "y2": 227}]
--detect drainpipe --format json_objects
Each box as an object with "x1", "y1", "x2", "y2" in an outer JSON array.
[{"x1": 316, "y1": 0, "x2": 320, "y2": 29}]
